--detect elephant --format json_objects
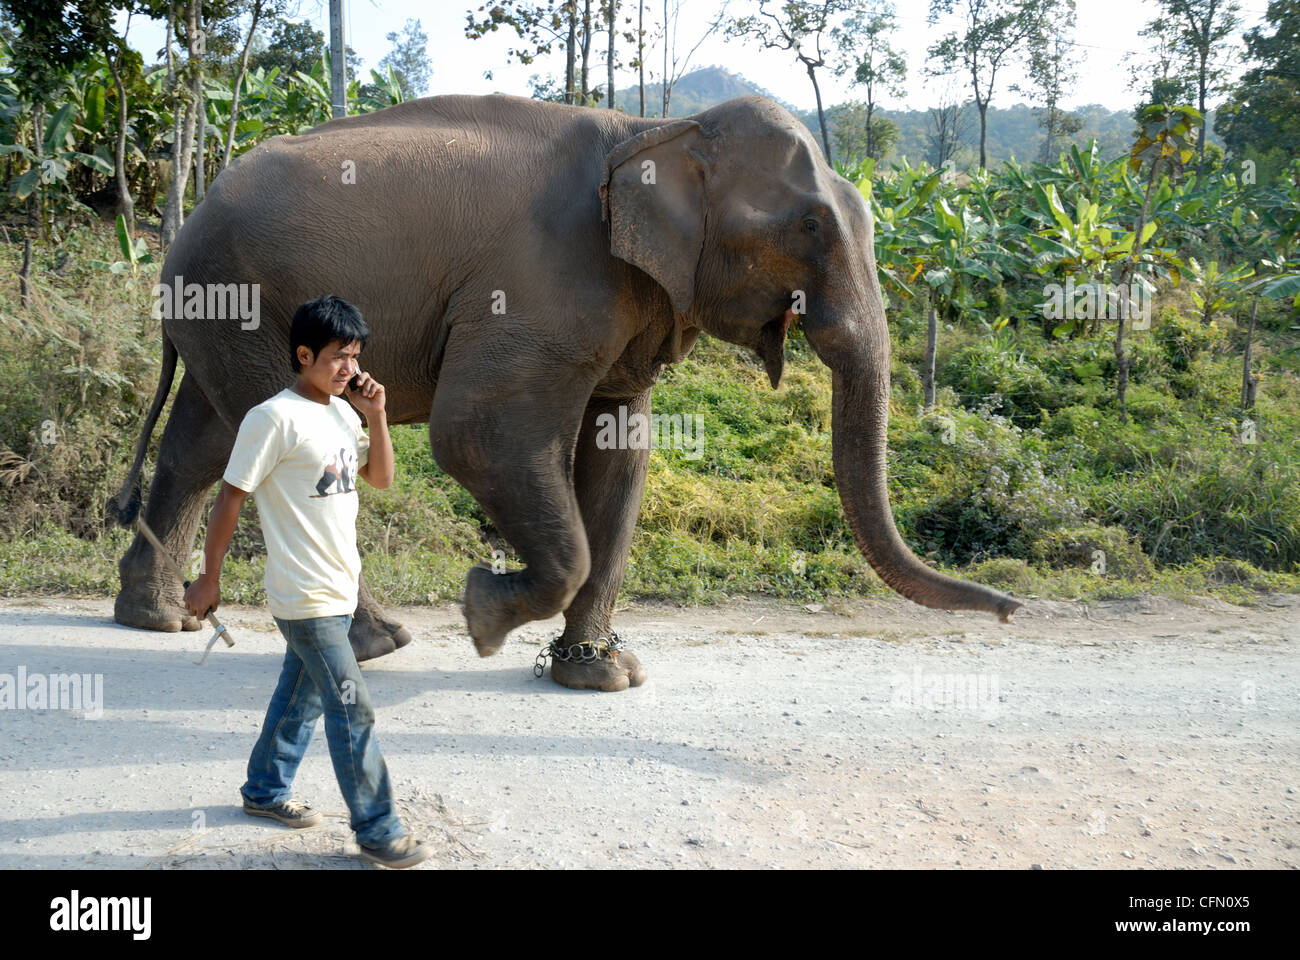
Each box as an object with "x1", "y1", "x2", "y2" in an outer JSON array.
[{"x1": 111, "y1": 92, "x2": 1021, "y2": 692}]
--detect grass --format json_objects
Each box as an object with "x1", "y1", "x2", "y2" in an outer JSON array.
[{"x1": 1, "y1": 219, "x2": 1298, "y2": 608}]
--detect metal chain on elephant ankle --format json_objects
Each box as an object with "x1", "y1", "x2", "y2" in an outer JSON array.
[{"x1": 533, "y1": 631, "x2": 624, "y2": 677}]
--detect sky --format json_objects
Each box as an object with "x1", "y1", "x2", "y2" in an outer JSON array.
[{"x1": 119, "y1": 0, "x2": 1273, "y2": 115}]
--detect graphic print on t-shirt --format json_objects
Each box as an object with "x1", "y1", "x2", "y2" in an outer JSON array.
[{"x1": 310, "y1": 445, "x2": 359, "y2": 498}]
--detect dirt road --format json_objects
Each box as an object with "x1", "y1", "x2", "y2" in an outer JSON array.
[{"x1": 0, "y1": 593, "x2": 1296, "y2": 869}]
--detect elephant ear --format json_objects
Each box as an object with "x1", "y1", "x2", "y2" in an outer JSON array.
[{"x1": 600, "y1": 120, "x2": 706, "y2": 314}]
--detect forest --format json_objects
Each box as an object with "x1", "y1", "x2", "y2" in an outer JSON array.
[{"x1": 0, "y1": 0, "x2": 1297, "y2": 606}]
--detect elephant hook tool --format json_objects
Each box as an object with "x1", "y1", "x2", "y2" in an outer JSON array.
[{"x1": 124, "y1": 507, "x2": 234, "y2": 665}]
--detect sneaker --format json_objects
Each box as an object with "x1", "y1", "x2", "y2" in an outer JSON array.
[
  {"x1": 242, "y1": 797, "x2": 323, "y2": 828},
  {"x1": 359, "y1": 834, "x2": 432, "y2": 869}
]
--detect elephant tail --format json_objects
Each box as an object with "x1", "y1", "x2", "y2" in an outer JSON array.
[{"x1": 108, "y1": 329, "x2": 179, "y2": 528}]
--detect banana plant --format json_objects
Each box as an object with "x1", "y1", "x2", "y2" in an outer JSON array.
[
  {"x1": 0, "y1": 96, "x2": 113, "y2": 200},
  {"x1": 355, "y1": 65, "x2": 407, "y2": 113},
  {"x1": 1242, "y1": 258, "x2": 1300, "y2": 308},
  {"x1": 1185, "y1": 258, "x2": 1254, "y2": 325}
]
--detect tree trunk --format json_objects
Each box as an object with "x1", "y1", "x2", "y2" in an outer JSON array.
[
  {"x1": 223, "y1": 0, "x2": 263, "y2": 169},
  {"x1": 162, "y1": 0, "x2": 201, "y2": 249},
  {"x1": 161, "y1": 2, "x2": 182, "y2": 247},
  {"x1": 977, "y1": 99, "x2": 988, "y2": 170},
  {"x1": 106, "y1": 43, "x2": 135, "y2": 236},
  {"x1": 865, "y1": 89, "x2": 874, "y2": 162},
  {"x1": 805, "y1": 59, "x2": 831, "y2": 164},
  {"x1": 663, "y1": 0, "x2": 669, "y2": 117},
  {"x1": 193, "y1": 70, "x2": 205, "y2": 203},
  {"x1": 565, "y1": 1, "x2": 577, "y2": 104},
  {"x1": 638, "y1": 0, "x2": 645, "y2": 116},
  {"x1": 1195, "y1": 50, "x2": 1208, "y2": 187},
  {"x1": 923, "y1": 299, "x2": 938, "y2": 411},
  {"x1": 1241, "y1": 292, "x2": 1259, "y2": 410},
  {"x1": 580, "y1": 0, "x2": 592, "y2": 104},
  {"x1": 20, "y1": 233, "x2": 32, "y2": 305},
  {"x1": 1115, "y1": 159, "x2": 1162, "y2": 425},
  {"x1": 21, "y1": 102, "x2": 44, "y2": 305},
  {"x1": 607, "y1": 0, "x2": 615, "y2": 109}
]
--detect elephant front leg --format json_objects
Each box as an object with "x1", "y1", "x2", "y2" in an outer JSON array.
[
  {"x1": 429, "y1": 340, "x2": 598, "y2": 659},
  {"x1": 548, "y1": 392, "x2": 652, "y2": 692}
]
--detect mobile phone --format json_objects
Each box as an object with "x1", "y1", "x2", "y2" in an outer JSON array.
[{"x1": 348, "y1": 373, "x2": 360, "y2": 391}]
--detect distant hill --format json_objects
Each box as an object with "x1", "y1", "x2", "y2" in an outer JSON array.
[
  {"x1": 618, "y1": 64, "x2": 806, "y2": 120},
  {"x1": 613, "y1": 65, "x2": 1218, "y2": 170}
]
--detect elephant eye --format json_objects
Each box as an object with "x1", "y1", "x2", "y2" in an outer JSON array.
[{"x1": 802, "y1": 217, "x2": 819, "y2": 234}]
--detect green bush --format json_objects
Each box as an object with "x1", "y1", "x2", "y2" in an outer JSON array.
[
  {"x1": 1031, "y1": 524, "x2": 1154, "y2": 579},
  {"x1": 1154, "y1": 306, "x2": 1227, "y2": 373},
  {"x1": 939, "y1": 334, "x2": 1062, "y2": 426}
]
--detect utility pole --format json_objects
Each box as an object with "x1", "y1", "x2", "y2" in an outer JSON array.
[{"x1": 329, "y1": 0, "x2": 346, "y2": 118}]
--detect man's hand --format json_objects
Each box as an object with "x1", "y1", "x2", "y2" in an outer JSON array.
[
  {"x1": 184, "y1": 573, "x2": 220, "y2": 619},
  {"x1": 347, "y1": 370, "x2": 386, "y2": 418}
]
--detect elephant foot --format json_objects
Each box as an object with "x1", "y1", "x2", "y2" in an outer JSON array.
[
  {"x1": 549, "y1": 647, "x2": 647, "y2": 692},
  {"x1": 114, "y1": 588, "x2": 202, "y2": 633},
  {"x1": 349, "y1": 604, "x2": 413, "y2": 663},
  {"x1": 462, "y1": 565, "x2": 518, "y2": 657}
]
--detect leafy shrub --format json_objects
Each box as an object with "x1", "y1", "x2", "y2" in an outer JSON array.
[
  {"x1": 1031, "y1": 524, "x2": 1154, "y2": 579},
  {"x1": 940, "y1": 334, "x2": 1064, "y2": 425},
  {"x1": 896, "y1": 404, "x2": 1088, "y2": 563},
  {"x1": 1154, "y1": 306, "x2": 1226, "y2": 373}
]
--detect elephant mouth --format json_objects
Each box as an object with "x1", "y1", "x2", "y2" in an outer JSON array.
[{"x1": 757, "y1": 307, "x2": 796, "y2": 389}]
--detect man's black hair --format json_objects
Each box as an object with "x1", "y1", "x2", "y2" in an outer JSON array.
[{"x1": 290, "y1": 294, "x2": 370, "y2": 372}]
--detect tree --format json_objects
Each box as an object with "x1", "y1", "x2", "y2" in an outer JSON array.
[
  {"x1": 104, "y1": 10, "x2": 140, "y2": 234},
  {"x1": 606, "y1": 0, "x2": 615, "y2": 109},
  {"x1": 1115, "y1": 103, "x2": 1201, "y2": 423},
  {"x1": 1015, "y1": 0, "x2": 1080, "y2": 163},
  {"x1": 245, "y1": 12, "x2": 360, "y2": 92},
  {"x1": 222, "y1": 0, "x2": 270, "y2": 170},
  {"x1": 661, "y1": 0, "x2": 728, "y2": 116},
  {"x1": 636, "y1": 0, "x2": 646, "y2": 114},
  {"x1": 248, "y1": 15, "x2": 325, "y2": 77},
  {"x1": 1146, "y1": 0, "x2": 1242, "y2": 184},
  {"x1": 580, "y1": 0, "x2": 592, "y2": 103},
  {"x1": 832, "y1": 0, "x2": 905, "y2": 163},
  {"x1": 725, "y1": 0, "x2": 849, "y2": 162},
  {"x1": 377, "y1": 18, "x2": 431, "y2": 98},
  {"x1": 925, "y1": 75, "x2": 969, "y2": 169},
  {"x1": 828, "y1": 99, "x2": 898, "y2": 164},
  {"x1": 1126, "y1": 14, "x2": 1197, "y2": 111},
  {"x1": 0, "y1": 0, "x2": 154, "y2": 293},
  {"x1": 927, "y1": 0, "x2": 1051, "y2": 170},
  {"x1": 1216, "y1": 0, "x2": 1300, "y2": 175},
  {"x1": 160, "y1": 0, "x2": 203, "y2": 249}
]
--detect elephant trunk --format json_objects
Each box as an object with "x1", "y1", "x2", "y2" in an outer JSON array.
[{"x1": 828, "y1": 361, "x2": 1022, "y2": 622}]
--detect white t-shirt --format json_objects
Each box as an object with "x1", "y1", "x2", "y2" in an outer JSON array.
[{"x1": 223, "y1": 388, "x2": 370, "y2": 620}]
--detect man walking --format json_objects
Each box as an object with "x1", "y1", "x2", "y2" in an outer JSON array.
[{"x1": 184, "y1": 294, "x2": 429, "y2": 869}]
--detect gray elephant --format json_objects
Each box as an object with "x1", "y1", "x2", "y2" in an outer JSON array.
[{"x1": 112, "y1": 93, "x2": 1020, "y2": 692}]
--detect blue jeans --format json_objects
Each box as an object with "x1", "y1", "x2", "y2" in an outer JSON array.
[{"x1": 241, "y1": 613, "x2": 405, "y2": 847}]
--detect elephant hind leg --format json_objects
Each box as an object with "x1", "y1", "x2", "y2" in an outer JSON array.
[
  {"x1": 350, "y1": 573, "x2": 414, "y2": 662},
  {"x1": 114, "y1": 372, "x2": 236, "y2": 632}
]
